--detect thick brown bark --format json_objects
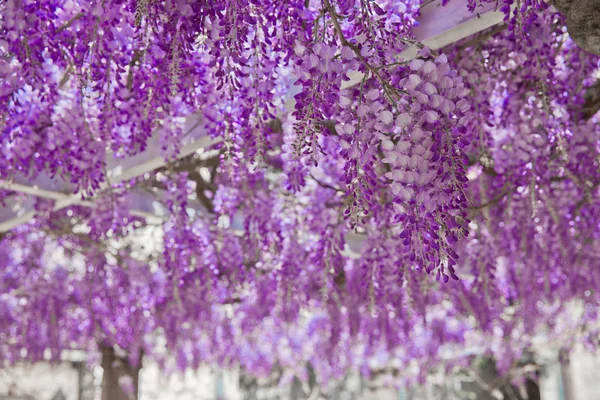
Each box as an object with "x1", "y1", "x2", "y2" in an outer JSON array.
[
  {"x1": 549, "y1": 0, "x2": 600, "y2": 55},
  {"x1": 100, "y1": 345, "x2": 141, "y2": 400}
]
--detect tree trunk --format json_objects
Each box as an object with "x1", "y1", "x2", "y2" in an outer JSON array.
[
  {"x1": 559, "y1": 349, "x2": 575, "y2": 400},
  {"x1": 100, "y1": 345, "x2": 141, "y2": 400}
]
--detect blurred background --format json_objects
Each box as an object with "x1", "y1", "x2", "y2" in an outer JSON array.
[{"x1": 0, "y1": 344, "x2": 598, "y2": 400}]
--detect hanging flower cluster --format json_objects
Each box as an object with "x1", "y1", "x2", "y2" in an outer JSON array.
[{"x1": 381, "y1": 52, "x2": 471, "y2": 281}]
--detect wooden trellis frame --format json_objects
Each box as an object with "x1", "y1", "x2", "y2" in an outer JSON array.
[{"x1": 0, "y1": 0, "x2": 508, "y2": 233}]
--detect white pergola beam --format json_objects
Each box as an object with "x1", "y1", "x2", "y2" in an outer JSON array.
[
  {"x1": 342, "y1": 0, "x2": 507, "y2": 88},
  {"x1": 0, "y1": 113, "x2": 216, "y2": 231},
  {"x1": 0, "y1": 188, "x2": 169, "y2": 232}
]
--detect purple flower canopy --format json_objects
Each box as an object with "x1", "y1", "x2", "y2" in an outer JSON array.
[{"x1": 1, "y1": 0, "x2": 599, "y2": 386}]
